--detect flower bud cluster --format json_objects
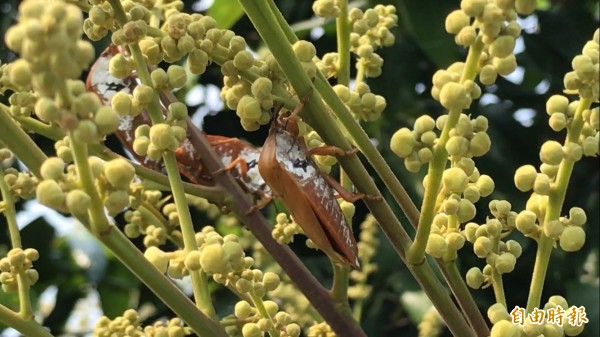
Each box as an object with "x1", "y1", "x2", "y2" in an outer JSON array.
[
  {"x1": 1, "y1": 167, "x2": 38, "y2": 203},
  {"x1": 391, "y1": 113, "x2": 490, "y2": 172},
  {"x1": 272, "y1": 213, "x2": 303, "y2": 245},
  {"x1": 0, "y1": 248, "x2": 40, "y2": 293},
  {"x1": 332, "y1": 83, "x2": 386, "y2": 121},
  {"x1": 348, "y1": 5, "x2": 397, "y2": 78},
  {"x1": 132, "y1": 110, "x2": 188, "y2": 161},
  {"x1": 464, "y1": 200, "x2": 522, "y2": 287},
  {"x1": 563, "y1": 29, "x2": 599, "y2": 100},
  {"x1": 418, "y1": 307, "x2": 443, "y2": 337},
  {"x1": 446, "y1": 1, "x2": 531, "y2": 84},
  {"x1": 348, "y1": 214, "x2": 379, "y2": 300},
  {"x1": 7, "y1": 90, "x2": 35, "y2": 117},
  {"x1": 93, "y1": 308, "x2": 192, "y2": 337},
  {"x1": 312, "y1": 0, "x2": 341, "y2": 18},
  {"x1": 307, "y1": 322, "x2": 335, "y2": 337},
  {"x1": 432, "y1": 64, "x2": 482, "y2": 110},
  {"x1": 544, "y1": 98, "x2": 598, "y2": 158},
  {"x1": 5, "y1": 1, "x2": 95, "y2": 96},
  {"x1": 226, "y1": 300, "x2": 301, "y2": 337},
  {"x1": 486, "y1": 304, "x2": 520, "y2": 337}
]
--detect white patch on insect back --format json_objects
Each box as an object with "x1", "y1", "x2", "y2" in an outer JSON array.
[
  {"x1": 118, "y1": 115, "x2": 134, "y2": 142},
  {"x1": 239, "y1": 148, "x2": 270, "y2": 194},
  {"x1": 180, "y1": 139, "x2": 196, "y2": 161}
]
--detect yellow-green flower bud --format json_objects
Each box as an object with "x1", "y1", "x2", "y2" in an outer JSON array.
[
  {"x1": 73, "y1": 120, "x2": 99, "y2": 144},
  {"x1": 489, "y1": 36, "x2": 515, "y2": 58},
  {"x1": 559, "y1": 226, "x2": 585, "y2": 252},
  {"x1": 263, "y1": 300, "x2": 278, "y2": 317},
  {"x1": 493, "y1": 54, "x2": 517, "y2": 76},
  {"x1": 237, "y1": 95, "x2": 261, "y2": 121},
  {"x1": 463, "y1": 222, "x2": 479, "y2": 242},
  {"x1": 286, "y1": 324, "x2": 301, "y2": 337},
  {"x1": 582, "y1": 136, "x2": 599, "y2": 156},
  {"x1": 390, "y1": 128, "x2": 416, "y2": 157},
  {"x1": 446, "y1": 135, "x2": 469, "y2": 156},
  {"x1": 461, "y1": 0, "x2": 486, "y2": 17},
  {"x1": 65, "y1": 189, "x2": 91, "y2": 216},
  {"x1": 505, "y1": 240, "x2": 522, "y2": 258},
  {"x1": 469, "y1": 132, "x2": 491, "y2": 156},
  {"x1": 36, "y1": 180, "x2": 65, "y2": 210},
  {"x1": 443, "y1": 167, "x2": 469, "y2": 193},
  {"x1": 445, "y1": 10, "x2": 470, "y2": 34},
  {"x1": 563, "y1": 142, "x2": 582, "y2": 161},
  {"x1": 188, "y1": 49, "x2": 209, "y2": 75},
  {"x1": 542, "y1": 219, "x2": 563, "y2": 238},
  {"x1": 494, "y1": 252, "x2": 516, "y2": 274},
  {"x1": 133, "y1": 84, "x2": 155, "y2": 105},
  {"x1": 480, "y1": 64, "x2": 498, "y2": 86},
  {"x1": 165, "y1": 65, "x2": 186, "y2": 89},
  {"x1": 457, "y1": 199, "x2": 476, "y2": 222},
  {"x1": 184, "y1": 250, "x2": 202, "y2": 271},
  {"x1": 456, "y1": 26, "x2": 477, "y2": 46},
  {"x1": 234, "y1": 300, "x2": 253, "y2": 319},
  {"x1": 490, "y1": 320, "x2": 519, "y2": 337},
  {"x1": 72, "y1": 93, "x2": 101, "y2": 119},
  {"x1": 168, "y1": 102, "x2": 188, "y2": 121},
  {"x1": 548, "y1": 113, "x2": 567, "y2": 131},
  {"x1": 9, "y1": 59, "x2": 32, "y2": 88},
  {"x1": 540, "y1": 140, "x2": 563, "y2": 165},
  {"x1": 515, "y1": 0, "x2": 536, "y2": 14},
  {"x1": 532, "y1": 173, "x2": 551, "y2": 195},
  {"x1": 104, "y1": 190, "x2": 129, "y2": 215},
  {"x1": 425, "y1": 233, "x2": 447, "y2": 258},
  {"x1": 35, "y1": 97, "x2": 61, "y2": 123},
  {"x1": 443, "y1": 198, "x2": 459, "y2": 215},
  {"x1": 440, "y1": 82, "x2": 469, "y2": 110},
  {"x1": 446, "y1": 232, "x2": 465, "y2": 250},
  {"x1": 144, "y1": 246, "x2": 168, "y2": 273},
  {"x1": 251, "y1": 77, "x2": 272, "y2": 99},
  {"x1": 200, "y1": 244, "x2": 228, "y2": 275},
  {"x1": 514, "y1": 164, "x2": 537, "y2": 192},
  {"x1": 474, "y1": 236, "x2": 492, "y2": 257},
  {"x1": 569, "y1": 207, "x2": 586, "y2": 226},
  {"x1": 293, "y1": 40, "x2": 316, "y2": 62},
  {"x1": 232, "y1": 50, "x2": 254, "y2": 71},
  {"x1": 420, "y1": 131, "x2": 437, "y2": 147},
  {"x1": 94, "y1": 106, "x2": 120, "y2": 134},
  {"x1": 104, "y1": 158, "x2": 135, "y2": 189},
  {"x1": 236, "y1": 278, "x2": 252, "y2": 293},
  {"x1": 476, "y1": 174, "x2": 494, "y2": 197},
  {"x1": 414, "y1": 115, "x2": 436, "y2": 134},
  {"x1": 40, "y1": 157, "x2": 65, "y2": 180},
  {"x1": 241, "y1": 323, "x2": 261, "y2": 337},
  {"x1": 149, "y1": 123, "x2": 177, "y2": 151},
  {"x1": 262, "y1": 272, "x2": 280, "y2": 291},
  {"x1": 111, "y1": 92, "x2": 133, "y2": 116},
  {"x1": 487, "y1": 303, "x2": 510, "y2": 324},
  {"x1": 548, "y1": 295, "x2": 568, "y2": 309},
  {"x1": 546, "y1": 95, "x2": 570, "y2": 116},
  {"x1": 466, "y1": 267, "x2": 484, "y2": 288}
]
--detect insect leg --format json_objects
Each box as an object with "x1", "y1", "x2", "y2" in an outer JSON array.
[{"x1": 321, "y1": 172, "x2": 383, "y2": 203}]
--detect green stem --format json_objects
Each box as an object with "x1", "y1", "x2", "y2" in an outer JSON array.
[
  {"x1": 238, "y1": 2, "x2": 475, "y2": 336},
  {"x1": 0, "y1": 105, "x2": 48, "y2": 178},
  {"x1": 526, "y1": 97, "x2": 591, "y2": 313},
  {"x1": 330, "y1": 262, "x2": 350, "y2": 305},
  {"x1": 491, "y1": 269, "x2": 506, "y2": 307},
  {"x1": 249, "y1": 292, "x2": 280, "y2": 337},
  {"x1": 0, "y1": 169, "x2": 34, "y2": 319},
  {"x1": 336, "y1": 0, "x2": 351, "y2": 87},
  {"x1": 0, "y1": 304, "x2": 54, "y2": 337},
  {"x1": 407, "y1": 37, "x2": 485, "y2": 266}
]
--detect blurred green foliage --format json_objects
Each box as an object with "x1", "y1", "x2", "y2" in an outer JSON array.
[{"x1": 1, "y1": 0, "x2": 598, "y2": 336}]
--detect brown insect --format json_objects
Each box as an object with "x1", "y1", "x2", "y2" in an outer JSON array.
[
  {"x1": 86, "y1": 44, "x2": 271, "y2": 199},
  {"x1": 258, "y1": 94, "x2": 361, "y2": 269}
]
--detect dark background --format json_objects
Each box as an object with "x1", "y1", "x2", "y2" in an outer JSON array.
[{"x1": 1, "y1": 0, "x2": 598, "y2": 336}]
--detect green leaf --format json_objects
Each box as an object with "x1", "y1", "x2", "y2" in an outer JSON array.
[{"x1": 207, "y1": 0, "x2": 245, "y2": 30}]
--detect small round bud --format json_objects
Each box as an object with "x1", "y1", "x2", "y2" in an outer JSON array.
[
  {"x1": 40, "y1": 157, "x2": 65, "y2": 180},
  {"x1": 540, "y1": 141, "x2": 563, "y2": 165},
  {"x1": 546, "y1": 95, "x2": 569, "y2": 115},
  {"x1": 470, "y1": 132, "x2": 491, "y2": 156},
  {"x1": 489, "y1": 36, "x2": 515, "y2": 59},
  {"x1": 466, "y1": 267, "x2": 484, "y2": 288},
  {"x1": 149, "y1": 123, "x2": 177, "y2": 150},
  {"x1": 445, "y1": 10, "x2": 470, "y2": 34},
  {"x1": 494, "y1": 252, "x2": 516, "y2": 274},
  {"x1": 390, "y1": 128, "x2": 416, "y2": 157},
  {"x1": 514, "y1": 165, "x2": 537, "y2": 192},
  {"x1": 446, "y1": 135, "x2": 469, "y2": 156},
  {"x1": 476, "y1": 174, "x2": 495, "y2": 197},
  {"x1": 443, "y1": 167, "x2": 469, "y2": 193},
  {"x1": 487, "y1": 303, "x2": 510, "y2": 324},
  {"x1": 439, "y1": 82, "x2": 469, "y2": 110},
  {"x1": 242, "y1": 323, "x2": 261, "y2": 337},
  {"x1": 104, "y1": 158, "x2": 135, "y2": 189},
  {"x1": 234, "y1": 300, "x2": 253, "y2": 319},
  {"x1": 490, "y1": 320, "x2": 519, "y2": 337},
  {"x1": 474, "y1": 236, "x2": 492, "y2": 258},
  {"x1": 144, "y1": 247, "x2": 168, "y2": 273},
  {"x1": 480, "y1": 64, "x2": 498, "y2": 86},
  {"x1": 66, "y1": 190, "x2": 91, "y2": 215},
  {"x1": 493, "y1": 54, "x2": 517, "y2": 76},
  {"x1": 94, "y1": 106, "x2": 120, "y2": 134},
  {"x1": 200, "y1": 244, "x2": 228, "y2": 275},
  {"x1": 569, "y1": 207, "x2": 587, "y2": 226},
  {"x1": 446, "y1": 232, "x2": 466, "y2": 250},
  {"x1": 425, "y1": 233, "x2": 447, "y2": 258},
  {"x1": 533, "y1": 173, "x2": 551, "y2": 195},
  {"x1": 36, "y1": 180, "x2": 65, "y2": 210},
  {"x1": 293, "y1": 40, "x2": 316, "y2": 62},
  {"x1": 167, "y1": 65, "x2": 187, "y2": 89},
  {"x1": 233, "y1": 51, "x2": 254, "y2": 71},
  {"x1": 457, "y1": 199, "x2": 476, "y2": 223},
  {"x1": 559, "y1": 226, "x2": 585, "y2": 252}
]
